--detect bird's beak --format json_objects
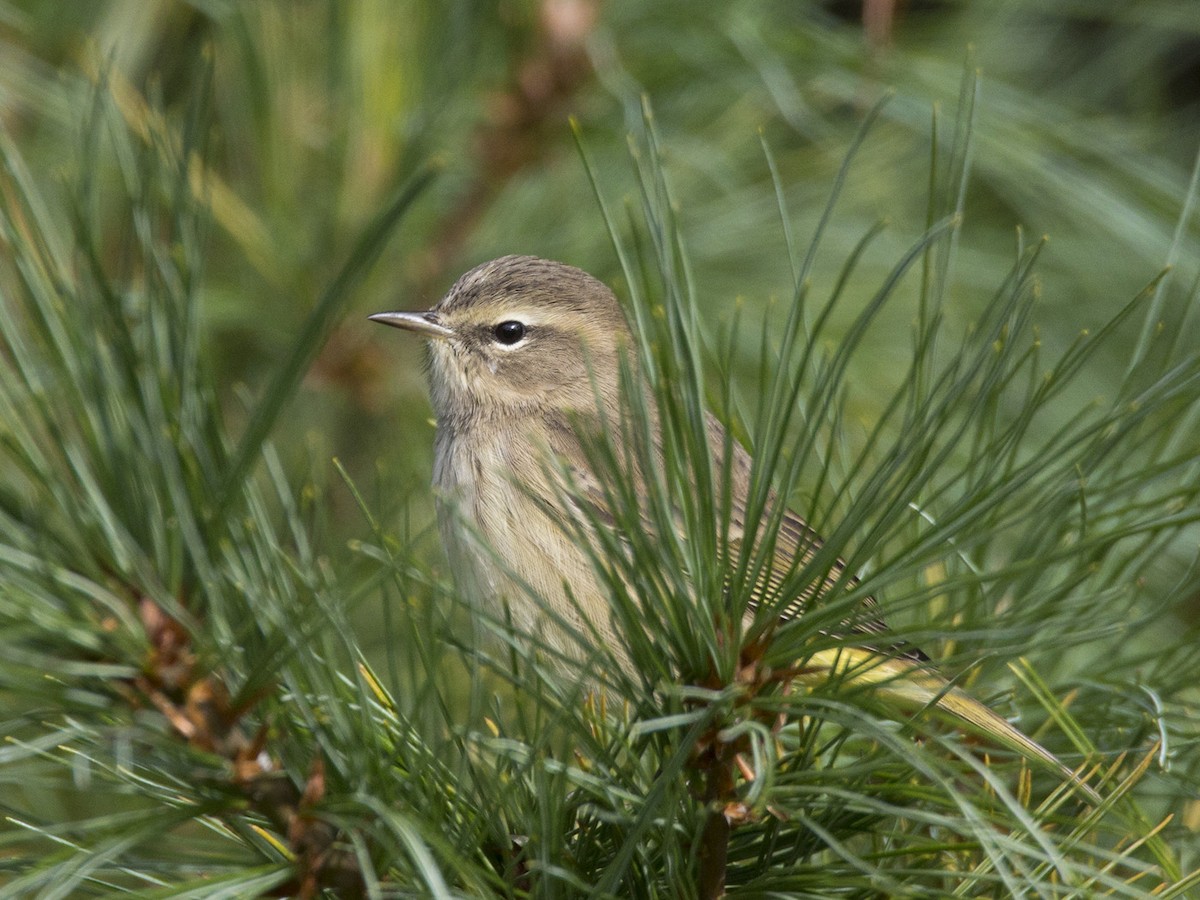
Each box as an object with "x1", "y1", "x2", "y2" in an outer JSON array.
[{"x1": 368, "y1": 310, "x2": 454, "y2": 340}]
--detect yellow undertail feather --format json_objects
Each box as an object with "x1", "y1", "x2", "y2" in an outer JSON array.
[{"x1": 795, "y1": 647, "x2": 1102, "y2": 805}]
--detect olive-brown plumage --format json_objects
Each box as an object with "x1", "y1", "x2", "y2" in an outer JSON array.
[
  {"x1": 371, "y1": 255, "x2": 1099, "y2": 801},
  {"x1": 373, "y1": 257, "x2": 638, "y2": 656},
  {"x1": 372, "y1": 255, "x2": 871, "y2": 657}
]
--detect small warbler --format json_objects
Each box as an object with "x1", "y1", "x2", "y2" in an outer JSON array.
[{"x1": 371, "y1": 254, "x2": 1095, "y2": 798}]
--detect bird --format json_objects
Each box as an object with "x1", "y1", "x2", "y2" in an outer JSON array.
[{"x1": 370, "y1": 254, "x2": 1097, "y2": 800}]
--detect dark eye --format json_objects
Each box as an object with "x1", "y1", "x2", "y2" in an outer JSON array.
[{"x1": 492, "y1": 320, "x2": 526, "y2": 345}]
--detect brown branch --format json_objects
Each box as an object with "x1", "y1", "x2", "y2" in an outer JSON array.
[
  {"x1": 313, "y1": 2, "x2": 603, "y2": 411},
  {"x1": 131, "y1": 597, "x2": 368, "y2": 898},
  {"x1": 691, "y1": 641, "x2": 781, "y2": 899},
  {"x1": 863, "y1": 0, "x2": 898, "y2": 51},
  {"x1": 697, "y1": 744, "x2": 735, "y2": 900},
  {"x1": 416, "y1": 0, "x2": 601, "y2": 296}
]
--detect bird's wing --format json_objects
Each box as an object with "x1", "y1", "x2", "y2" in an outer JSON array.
[
  {"x1": 545, "y1": 409, "x2": 907, "y2": 650},
  {"x1": 707, "y1": 421, "x2": 1096, "y2": 798},
  {"x1": 547, "y1": 412, "x2": 1097, "y2": 801},
  {"x1": 708, "y1": 414, "x2": 925, "y2": 659},
  {"x1": 732, "y1": 501, "x2": 902, "y2": 639}
]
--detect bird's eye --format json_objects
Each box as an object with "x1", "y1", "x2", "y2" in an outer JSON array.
[{"x1": 492, "y1": 320, "x2": 526, "y2": 345}]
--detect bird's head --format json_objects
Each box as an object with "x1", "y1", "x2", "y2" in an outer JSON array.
[{"x1": 371, "y1": 255, "x2": 632, "y2": 426}]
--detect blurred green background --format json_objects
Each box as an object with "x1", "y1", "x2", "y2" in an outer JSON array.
[
  {"x1": 2, "y1": 1, "x2": 1200, "y2": 891},
  {"x1": 2, "y1": 0, "x2": 1200, "y2": 672},
  {"x1": 2, "y1": 0, "x2": 1198, "y2": 687}
]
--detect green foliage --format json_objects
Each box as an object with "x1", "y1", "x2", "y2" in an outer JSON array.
[{"x1": 1, "y1": 1, "x2": 1199, "y2": 897}]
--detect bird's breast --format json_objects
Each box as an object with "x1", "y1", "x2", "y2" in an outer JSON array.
[{"x1": 431, "y1": 422, "x2": 618, "y2": 660}]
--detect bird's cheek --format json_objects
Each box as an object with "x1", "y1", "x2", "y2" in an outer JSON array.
[{"x1": 428, "y1": 346, "x2": 472, "y2": 409}]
